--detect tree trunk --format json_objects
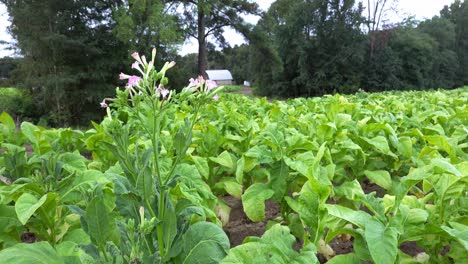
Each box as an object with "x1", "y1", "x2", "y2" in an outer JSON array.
[{"x1": 197, "y1": 5, "x2": 208, "y2": 78}]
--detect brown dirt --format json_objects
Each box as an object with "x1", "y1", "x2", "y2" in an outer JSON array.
[
  {"x1": 362, "y1": 178, "x2": 386, "y2": 198},
  {"x1": 329, "y1": 236, "x2": 354, "y2": 255},
  {"x1": 20, "y1": 231, "x2": 37, "y2": 243},
  {"x1": 222, "y1": 196, "x2": 280, "y2": 247},
  {"x1": 400, "y1": 241, "x2": 426, "y2": 257}
]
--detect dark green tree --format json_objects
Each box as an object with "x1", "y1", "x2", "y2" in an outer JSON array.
[
  {"x1": 441, "y1": 0, "x2": 468, "y2": 85},
  {"x1": 250, "y1": 0, "x2": 365, "y2": 97},
  {"x1": 1, "y1": 0, "x2": 127, "y2": 125},
  {"x1": 419, "y1": 17, "x2": 459, "y2": 88},
  {"x1": 113, "y1": 0, "x2": 183, "y2": 60},
  {"x1": 175, "y1": 0, "x2": 258, "y2": 77}
]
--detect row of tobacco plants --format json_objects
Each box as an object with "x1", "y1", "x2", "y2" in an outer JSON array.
[{"x1": 0, "y1": 50, "x2": 467, "y2": 264}]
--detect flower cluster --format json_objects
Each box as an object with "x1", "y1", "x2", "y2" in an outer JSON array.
[
  {"x1": 185, "y1": 75, "x2": 219, "y2": 101},
  {"x1": 100, "y1": 48, "x2": 221, "y2": 109}
]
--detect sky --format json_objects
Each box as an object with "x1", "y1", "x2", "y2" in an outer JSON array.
[{"x1": 0, "y1": 0, "x2": 457, "y2": 57}]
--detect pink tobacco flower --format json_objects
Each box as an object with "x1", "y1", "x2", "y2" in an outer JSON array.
[
  {"x1": 131, "y1": 52, "x2": 140, "y2": 61},
  {"x1": 206, "y1": 80, "x2": 218, "y2": 91},
  {"x1": 155, "y1": 85, "x2": 169, "y2": 98},
  {"x1": 213, "y1": 94, "x2": 219, "y2": 101},
  {"x1": 100, "y1": 102, "x2": 108, "y2": 108},
  {"x1": 161, "y1": 88, "x2": 170, "y2": 98},
  {"x1": 119, "y1": 72, "x2": 131, "y2": 80},
  {"x1": 127, "y1": 75, "x2": 141, "y2": 87},
  {"x1": 131, "y1": 61, "x2": 140, "y2": 69},
  {"x1": 188, "y1": 78, "x2": 199, "y2": 88}
]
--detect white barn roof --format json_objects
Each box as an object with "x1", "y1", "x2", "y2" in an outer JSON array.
[{"x1": 206, "y1": 70, "x2": 233, "y2": 81}]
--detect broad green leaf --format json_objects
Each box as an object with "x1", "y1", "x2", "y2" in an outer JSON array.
[
  {"x1": 0, "y1": 112, "x2": 15, "y2": 131},
  {"x1": 424, "y1": 135, "x2": 455, "y2": 157},
  {"x1": 235, "y1": 156, "x2": 245, "y2": 184},
  {"x1": 62, "y1": 228, "x2": 91, "y2": 244},
  {"x1": 441, "y1": 222, "x2": 468, "y2": 250},
  {"x1": 20, "y1": 122, "x2": 40, "y2": 145},
  {"x1": 174, "y1": 222, "x2": 229, "y2": 264},
  {"x1": 174, "y1": 128, "x2": 188, "y2": 156},
  {"x1": 15, "y1": 193, "x2": 48, "y2": 225},
  {"x1": 0, "y1": 241, "x2": 63, "y2": 264},
  {"x1": 210, "y1": 151, "x2": 235, "y2": 169},
  {"x1": 60, "y1": 152, "x2": 87, "y2": 173},
  {"x1": 334, "y1": 179, "x2": 365, "y2": 201},
  {"x1": 85, "y1": 196, "x2": 120, "y2": 248},
  {"x1": 285, "y1": 181, "x2": 325, "y2": 242},
  {"x1": 241, "y1": 183, "x2": 274, "y2": 222},
  {"x1": 221, "y1": 224, "x2": 318, "y2": 264},
  {"x1": 406, "y1": 208, "x2": 429, "y2": 225},
  {"x1": 432, "y1": 159, "x2": 461, "y2": 176},
  {"x1": 216, "y1": 198, "x2": 231, "y2": 226},
  {"x1": 326, "y1": 204, "x2": 371, "y2": 228},
  {"x1": 192, "y1": 156, "x2": 209, "y2": 179},
  {"x1": 163, "y1": 204, "x2": 178, "y2": 255},
  {"x1": 327, "y1": 253, "x2": 361, "y2": 264},
  {"x1": 269, "y1": 160, "x2": 289, "y2": 202},
  {"x1": 396, "y1": 136, "x2": 412, "y2": 159},
  {"x1": 244, "y1": 145, "x2": 274, "y2": 164},
  {"x1": 224, "y1": 180, "x2": 242, "y2": 199},
  {"x1": 364, "y1": 170, "x2": 392, "y2": 190},
  {"x1": 365, "y1": 219, "x2": 398, "y2": 264},
  {"x1": 136, "y1": 167, "x2": 155, "y2": 200},
  {"x1": 0, "y1": 205, "x2": 22, "y2": 230},
  {"x1": 361, "y1": 136, "x2": 396, "y2": 157}
]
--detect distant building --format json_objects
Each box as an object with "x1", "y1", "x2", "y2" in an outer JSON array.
[{"x1": 206, "y1": 70, "x2": 233, "y2": 85}]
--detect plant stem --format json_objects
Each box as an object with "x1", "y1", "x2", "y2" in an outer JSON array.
[{"x1": 156, "y1": 189, "x2": 166, "y2": 257}]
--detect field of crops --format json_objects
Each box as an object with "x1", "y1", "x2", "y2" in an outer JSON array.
[{"x1": 0, "y1": 55, "x2": 467, "y2": 264}]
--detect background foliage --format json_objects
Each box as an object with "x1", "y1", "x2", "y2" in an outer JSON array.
[{"x1": 0, "y1": 0, "x2": 467, "y2": 125}]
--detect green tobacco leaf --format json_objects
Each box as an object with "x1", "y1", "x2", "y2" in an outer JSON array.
[
  {"x1": 364, "y1": 170, "x2": 392, "y2": 190},
  {"x1": 269, "y1": 160, "x2": 289, "y2": 202},
  {"x1": 163, "y1": 204, "x2": 178, "y2": 255},
  {"x1": 0, "y1": 205, "x2": 22, "y2": 231},
  {"x1": 60, "y1": 152, "x2": 87, "y2": 173},
  {"x1": 15, "y1": 193, "x2": 48, "y2": 225},
  {"x1": 0, "y1": 241, "x2": 63, "y2": 264},
  {"x1": 174, "y1": 128, "x2": 187, "y2": 155},
  {"x1": 175, "y1": 222, "x2": 229, "y2": 264},
  {"x1": 365, "y1": 220, "x2": 398, "y2": 264},
  {"x1": 326, "y1": 204, "x2": 371, "y2": 228},
  {"x1": 86, "y1": 196, "x2": 119, "y2": 248},
  {"x1": 0, "y1": 112, "x2": 15, "y2": 131},
  {"x1": 396, "y1": 136, "x2": 412, "y2": 159},
  {"x1": 441, "y1": 222, "x2": 468, "y2": 250},
  {"x1": 424, "y1": 135, "x2": 456, "y2": 157},
  {"x1": 361, "y1": 136, "x2": 396, "y2": 157},
  {"x1": 235, "y1": 156, "x2": 245, "y2": 184},
  {"x1": 285, "y1": 181, "x2": 324, "y2": 242},
  {"x1": 327, "y1": 253, "x2": 361, "y2": 264},
  {"x1": 210, "y1": 151, "x2": 235, "y2": 169},
  {"x1": 192, "y1": 156, "x2": 209, "y2": 179},
  {"x1": 242, "y1": 183, "x2": 274, "y2": 222},
  {"x1": 334, "y1": 180, "x2": 365, "y2": 201},
  {"x1": 20, "y1": 122, "x2": 40, "y2": 145},
  {"x1": 136, "y1": 167, "x2": 155, "y2": 201},
  {"x1": 223, "y1": 179, "x2": 242, "y2": 199},
  {"x1": 221, "y1": 224, "x2": 318, "y2": 264}
]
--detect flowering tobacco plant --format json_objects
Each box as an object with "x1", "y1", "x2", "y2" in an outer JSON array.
[{"x1": 94, "y1": 49, "x2": 228, "y2": 263}]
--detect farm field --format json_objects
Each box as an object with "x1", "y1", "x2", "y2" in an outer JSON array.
[{"x1": 0, "y1": 82, "x2": 467, "y2": 263}]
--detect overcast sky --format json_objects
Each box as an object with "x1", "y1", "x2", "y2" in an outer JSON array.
[{"x1": 0, "y1": 0, "x2": 457, "y2": 57}]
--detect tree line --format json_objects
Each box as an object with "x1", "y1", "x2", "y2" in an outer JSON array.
[
  {"x1": 0, "y1": 0, "x2": 466, "y2": 125},
  {"x1": 248, "y1": 0, "x2": 468, "y2": 97}
]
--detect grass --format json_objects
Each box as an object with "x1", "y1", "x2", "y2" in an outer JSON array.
[{"x1": 221, "y1": 85, "x2": 244, "y2": 92}]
